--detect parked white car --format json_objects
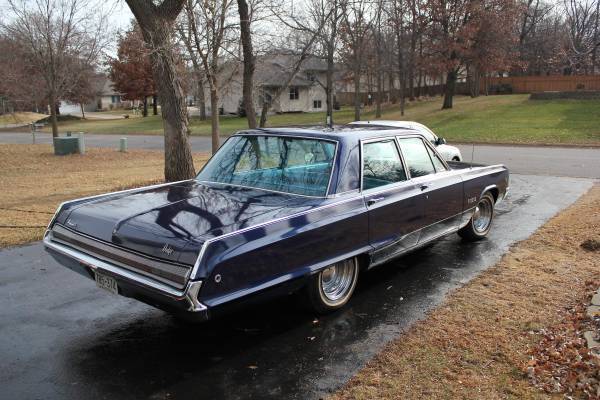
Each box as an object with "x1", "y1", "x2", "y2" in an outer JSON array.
[{"x1": 348, "y1": 120, "x2": 463, "y2": 161}]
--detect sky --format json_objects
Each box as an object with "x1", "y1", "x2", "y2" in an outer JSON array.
[{"x1": 0, "y1": 0, "x2": 134, "y2": 32}]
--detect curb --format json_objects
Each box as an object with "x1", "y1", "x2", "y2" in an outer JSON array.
[{"x1": 584, "y1": 287, "x2": 600, "y2": 354}]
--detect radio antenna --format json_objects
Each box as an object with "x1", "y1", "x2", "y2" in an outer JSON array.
[{"x1": 470, "y1": 143, "x2": 475, "y2": 169}]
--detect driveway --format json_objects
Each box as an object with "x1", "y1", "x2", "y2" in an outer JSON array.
[
  {"x1": 0, "y1": 174, "x2": 594, "y2": 400},
  {"x1": 1, "y1": 131, "x2": 599, "y2": 178}
]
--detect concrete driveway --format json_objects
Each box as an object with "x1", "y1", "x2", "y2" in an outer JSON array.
[
  {"x1": 0, "y1": 174, "x2": 595, "y2": 400},
  {"x1": 1, "y1": 131, "x2": 599, "y2": 178}
]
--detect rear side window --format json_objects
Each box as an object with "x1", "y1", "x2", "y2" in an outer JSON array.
[
  {"x1": 397, "y1": 137, "x2": 436, "y2": 178},
  {"x1": 426, "y1": 145, "x2": 447, "y2": 172},
  {"x1": 362, "y1": 140, "x2": 407, "y2": 190}
]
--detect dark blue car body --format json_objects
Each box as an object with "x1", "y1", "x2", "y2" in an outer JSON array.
[{"x1": 44, "y1": 127, "x2": 509, "y2": 320}]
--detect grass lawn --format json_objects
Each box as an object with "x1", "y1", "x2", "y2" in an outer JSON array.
[
  {"x1": 0, "y1": 112, "x2": 47, "y2": 125},
  {"x1": 333, "y1": 185, "x2": 600, "y2": 399},
  {"x1": 0, "y1": 144, "x2": 209, "y2": 247},
  {"x1": 41, "y1": 95, "x2": 600, "y2": 145}
]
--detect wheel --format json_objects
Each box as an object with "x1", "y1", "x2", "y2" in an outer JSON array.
[
  {"x1": 458, "y1": 192, "x2": 495, "y2": 241},
  {"x1": 306, "y1": 257, "x2": 359, "y2": 314}
]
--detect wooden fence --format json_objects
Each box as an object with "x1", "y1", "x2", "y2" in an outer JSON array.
[{"x1": 486, "y1": 75, "x2": 600, "y2": 93}]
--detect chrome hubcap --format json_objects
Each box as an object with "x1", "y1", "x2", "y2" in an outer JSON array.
[
  {"x1": 473, "y1": 197, "x2": 493, "y2": 233},
  {"x1": 320, "y1": 259, "x2": 356, "y2": 303}
]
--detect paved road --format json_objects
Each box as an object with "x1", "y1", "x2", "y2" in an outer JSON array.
[
  {"x1": 0, "y1": 175, "x2": 593, "y2": 400},
  {"x1": 1, "y1": 131, "x2": 599, "y2": 178}
]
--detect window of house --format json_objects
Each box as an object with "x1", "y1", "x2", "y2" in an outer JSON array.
[
  {"x1": 111, "y1": 95, "x2": 120, "y2": 104},
  {"x1": 313, "y1": 100, "x2": 322, "y2": 109},
  {"x1": 306, "y1": 72, "x2": 316, "y2": 82},
  {"x1": 289, "y1": 87, "x2": 299, "y2": 100}
]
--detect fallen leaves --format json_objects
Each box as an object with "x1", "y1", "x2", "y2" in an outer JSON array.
[{"x1": 526, "y1": 281, "x2": 600, "y2": 399}]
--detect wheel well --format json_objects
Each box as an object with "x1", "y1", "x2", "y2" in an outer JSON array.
[
  {"x1": 486, "y1": 188, "x2": 499, "y2": 203},
  {"x1": 356, "y1": 253, "x2": 371, "y2": 272},
  {"x1": 452, "y1": 156, "x2": 460, "y2": 161}
]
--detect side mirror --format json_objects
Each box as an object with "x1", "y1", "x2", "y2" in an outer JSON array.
[{"x1": 436, "y1": 137, "x2": 447, "y2": 146}]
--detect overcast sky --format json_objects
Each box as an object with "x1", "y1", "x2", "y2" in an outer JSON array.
[{"x1": 0, "y1": 0, "x2": 134, "y2": 31}]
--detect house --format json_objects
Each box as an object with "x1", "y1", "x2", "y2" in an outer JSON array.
[
  {"x1": 213, "y1": 52, "x2": 331, "y2": 115},
  {"x1": 85, "y1": 76, "x2": 129, "y2": 112}
]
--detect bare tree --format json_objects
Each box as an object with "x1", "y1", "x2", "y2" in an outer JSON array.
[
  {"x1": 339, "y1": 0, "x2": 373, "y2": 121},
  {"x1": 125, "y1": 0, "x2": 196, "y2": 181},
  {"x1": 563, "y1": 0, "x2": 600, "y2": 74},
  {"x1": 181, "y1": 0, "x2": 236, "y2": 154},
  {"x1": 3, "y1": 0, "x2": 108, "y2": 137},
  {"x1": 307, "y1": 0, "x2": 341, "y2": 126},
  {"x1": 237, "y1": 0, "x2": 257, "y2": 128}
]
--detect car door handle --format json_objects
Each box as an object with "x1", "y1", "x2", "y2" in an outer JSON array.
[
  {"x1": 420, "y1": 184, "x2": 430, "y2": 191},
  {"x1": 367, "y1": 197, "x2": 385, "y2": 206}
]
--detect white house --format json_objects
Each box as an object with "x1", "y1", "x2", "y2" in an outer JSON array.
[{"x1": 212, "y1": 52, "x2": 331, "y2": 116}]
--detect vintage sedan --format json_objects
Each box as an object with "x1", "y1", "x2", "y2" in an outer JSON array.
[{"x1": 44, "y1": 127, "x2": 509, "y2": 320}]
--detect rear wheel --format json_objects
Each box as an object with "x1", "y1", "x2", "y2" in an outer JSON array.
[
  {"x1": 307, "y1": 257, "x2": 359, "y2": 314},
  {"x1": 458, "y1": 193, "x2": 495, "y2": 241}
]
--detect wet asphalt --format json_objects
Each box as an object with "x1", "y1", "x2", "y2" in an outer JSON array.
[{"x1": 0, "y1": 174, "x2": 595, "y2": 399}]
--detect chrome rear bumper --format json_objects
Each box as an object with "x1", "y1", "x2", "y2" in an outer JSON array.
[{"x1": 43, "y1": 233, "x2": 208, "y2": 319}]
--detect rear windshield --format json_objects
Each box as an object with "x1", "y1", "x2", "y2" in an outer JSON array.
[{"x1": 196, "y1": 135, "x2": 337, "y2": 197}]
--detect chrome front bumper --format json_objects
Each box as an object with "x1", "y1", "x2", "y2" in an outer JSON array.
[{"x1": 43, "y1": 233, "x2": 208, "y2": 319}]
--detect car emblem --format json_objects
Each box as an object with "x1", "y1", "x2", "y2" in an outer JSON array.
[
  {"x1": 161, "y1": 244, "x2": 174, "y2": 256},
  {"x1": 66, "y1": 219, "x2": 77, "y2": 228}
]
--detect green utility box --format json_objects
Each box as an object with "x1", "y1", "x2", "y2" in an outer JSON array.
[{"x1": 53, "y1": 137, "x2": 80, "y2": 155}]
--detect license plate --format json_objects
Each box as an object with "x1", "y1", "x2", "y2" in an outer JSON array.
[{"x1": 95, "y1": 271, "x2": 119, "y2": 295}]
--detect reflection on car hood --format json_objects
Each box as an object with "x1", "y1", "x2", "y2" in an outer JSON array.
[{"x1": 55, "y1": 180, "x2": 316, "y2": 265}]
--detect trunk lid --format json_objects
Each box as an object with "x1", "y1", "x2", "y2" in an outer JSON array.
[{"x1": 56, "y1": 180, "x2": 310, "y2": 265}]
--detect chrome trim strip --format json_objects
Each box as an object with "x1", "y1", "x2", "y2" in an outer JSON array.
[
  {"x1": 370, "y1": 208, "x2": 475, "y2": 268},
  {"x1": 190, "y1": 194, "x2": 364, "y2": 279},
  {"x1": 197, "y1": 180, "x2": 326, "y2": 199},
  {"x1": 51, "y1": 224, "x2": 191, "y2": 288},
  {"x1": 44, "y1": 235, "x2": 207, "y2": 312}
]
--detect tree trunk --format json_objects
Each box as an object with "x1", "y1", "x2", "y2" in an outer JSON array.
[
  {"x1": 375, "y1": 65, "x2": 382, "y2": 118},
  {"x1": 389, "y1": 73, "x2": 397, "y2": 103},
  {"x1": 193, "y1": 69, "x2": 207, "y2": 120},
  {"x1": 442, "y1": 69, "x2": 457, "y2": 109},
  {"x1": 259, "y1": 100, "x2": 268, "y2": 128},
  {"x1": 325, "y1": 49, "x2": 335, "y2": 127},
  {"x1": 210, "y1": 88, "x2": 220, "y2": 153},
  {"x1": 399, "y1": 71, "x2": 406, "y2": 117},
  {"x1": 143, "y1": 96, "x2": 148, "y2": 117},
  {"x1": 353, "y1": 66, "x2": 361, "y2": 121},
  {"x1": 126, "y1": 0, "x2": 195, "y2": 182},
  {"x1": 237, "y1": 0, "x2": 257, "y2": 129},
  {"x1": 153, "y1": 94, "x2": 158, "y2": 115},
  {"x1": 80, "y1": 103, "x2": 86, "y2": 119},
  {"x1": 49, "y1": 91, "x2": 58, "y2": 137}
]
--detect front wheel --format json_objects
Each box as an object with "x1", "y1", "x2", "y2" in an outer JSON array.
[
  {"x1": 306, "y1": 257, "x2": 359, "y2": 314},
  {"x1": 458, "y1": 193, "x2": 495, "y2": 241}
]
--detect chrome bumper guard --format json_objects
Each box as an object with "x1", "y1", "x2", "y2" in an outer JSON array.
[{"x1": 43, "y1": 233, "x2": 207, "y2": 314}]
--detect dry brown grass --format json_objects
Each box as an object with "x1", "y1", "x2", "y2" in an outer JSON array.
[
  {"x1": 0, "y1": 144, "x2": 208, "y2": 247},
  {"x1": 333, "y1": 186, "x2": 600, "y2": 400}
]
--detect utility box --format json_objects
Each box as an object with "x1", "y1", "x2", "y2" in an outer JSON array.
[{"x1": 53, "y1": 137, "x2": 79, "y2": 155}]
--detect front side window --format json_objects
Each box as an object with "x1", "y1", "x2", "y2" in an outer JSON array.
[
  {"x1": 197, "y1": 135, "x2": 336, "y2": 197},
  {"x1": 362, "y1": 140, "x2": 407, "y2": 190},
  {"x1": 289, "y1": 87, "x2": 299, "y2": 100},
  {"x1": 397, "y1": 137, "x2": 436, "y2": 178}
]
